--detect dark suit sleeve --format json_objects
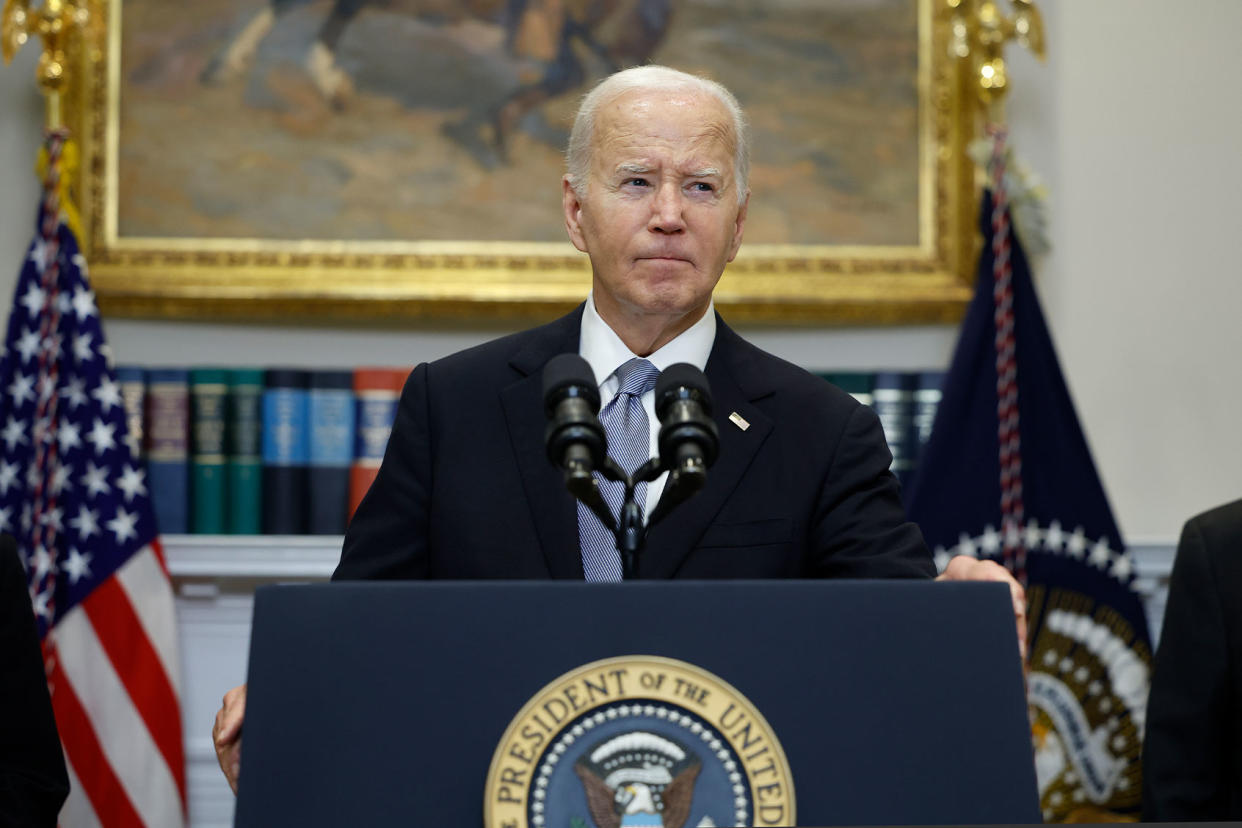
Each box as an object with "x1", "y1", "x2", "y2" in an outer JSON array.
[
  {"x1": 811, "y1": 402, "x2": 934, "y2": 579},
  {"x1": 0, "y1": 538, "x2": 70, "y2": 826},
  {"x1": 1142, "y1": 515, "x2": 1229, "y2": 820},
  {"x1": 335, "y1": 365, "x2": 432, "y2": 580}
]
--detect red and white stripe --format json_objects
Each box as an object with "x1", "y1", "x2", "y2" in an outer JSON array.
[{"x1": 48, "y1": 542, "x2": 187, "y2": 826}]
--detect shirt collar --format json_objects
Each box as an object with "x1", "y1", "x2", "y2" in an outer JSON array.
[{"x1": 579, "y1": 292, "x2": 716, "y2": 388}]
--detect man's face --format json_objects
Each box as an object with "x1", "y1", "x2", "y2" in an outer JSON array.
[{"x1": 563, "y1": 89, "x2": 748, "y2": 327}]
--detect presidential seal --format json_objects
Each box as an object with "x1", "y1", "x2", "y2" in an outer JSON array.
[{"x1": 484, "y1": 656, "x2": 795, "y2": 828}]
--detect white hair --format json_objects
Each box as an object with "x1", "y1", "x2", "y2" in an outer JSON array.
[{"x1": 565, "y1": 65, "x2": 750, "y2": 204}]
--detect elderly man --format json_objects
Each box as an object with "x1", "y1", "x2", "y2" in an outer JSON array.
[{"x1": 214, "y1": 65, "x2": 1025, "y2": 793}]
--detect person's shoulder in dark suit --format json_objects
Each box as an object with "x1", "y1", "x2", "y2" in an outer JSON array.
[
  {"x1": 707, "y1": 319, "x2": 932, "y2": 579},
  {"x1": 1142, "y1": 498, "x2": 1242, "y2": 821},
  {"x1": 337, "y1": 310, "x2": 582, "y2": 580},
  {"x1": 0, "y1": 534, "x2": 71, "y2": 826}
]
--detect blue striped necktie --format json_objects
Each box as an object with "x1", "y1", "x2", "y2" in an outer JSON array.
[{"x1": 579, "y1": 357, "x2": 660, "y2": 581}]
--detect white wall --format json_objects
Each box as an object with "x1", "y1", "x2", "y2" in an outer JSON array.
[
  {"x1": 3, "y1": 0, "x2": 1240, "y2": 542},
  {"x1": 1, "y1": 47, "x2": 44, "y2": 302},
  {"x1": 1038, "y1": 0, "x2": 1242, "y2": 542}
]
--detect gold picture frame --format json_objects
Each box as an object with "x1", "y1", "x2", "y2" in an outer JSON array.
[{"x1": 71, "y1": 0, "x2": 977, "y2": 325}]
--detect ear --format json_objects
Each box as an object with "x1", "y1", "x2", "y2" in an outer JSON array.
[
  {"x1": 725, "y1": 190, "x2": 749, "y2": 263},
  {"x1": 562, "y1": 176, "x2": 588, "y2": 253}
]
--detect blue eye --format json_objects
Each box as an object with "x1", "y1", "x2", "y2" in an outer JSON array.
[{"x1": 626, "y1": 178, "x2": 650, "y2": 187}]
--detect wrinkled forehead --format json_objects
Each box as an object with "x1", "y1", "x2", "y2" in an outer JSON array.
[{"x1": 592, "y1": 89, "x2": 737, "y2": 168}]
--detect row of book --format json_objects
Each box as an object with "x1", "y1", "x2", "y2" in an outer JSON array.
[
  {"x1": 118, "y1": 366, "x2": 410, "y2": 536},
  {"x1": 816, "y1": 371, "x2": 946, "y2": 495},
  {"x1": 120, "y1": 367, "x2": 945, "y2": 537}
]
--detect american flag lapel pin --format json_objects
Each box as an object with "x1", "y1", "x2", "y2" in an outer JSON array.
[{"x1": 728, "y1": 411, "x2": 750, "y2": 431}]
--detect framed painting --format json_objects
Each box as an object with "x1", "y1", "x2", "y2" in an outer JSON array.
[{"x1": 69, "y1": 0, "x2": 977, "y2": 324}]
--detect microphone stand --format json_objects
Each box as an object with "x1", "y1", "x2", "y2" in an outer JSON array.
[
  {"x1": 610, "y1": 457, "x2": 702, "y2": 579},
  {"x1": 559, "y1": 455, "x2": 667, "y2": 579},
  {"x1": 617, "y1": 459, "x2": 665, "y2": 579}
]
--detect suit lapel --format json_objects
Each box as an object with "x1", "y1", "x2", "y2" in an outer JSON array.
[
  {"x1": 641, "y1": 318, "x2": 775, "y2": 579},
  {"x1": 501, "y1": 307, "x2": 586, "y2": 579}
]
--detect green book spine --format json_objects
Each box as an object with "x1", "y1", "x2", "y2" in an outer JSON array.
[
  {"x1": 227, "y1": 369, "x2": 264, "y2": 534},
  {"x1": 190, "y1": 368, "x2": 230, "y2": 533}
]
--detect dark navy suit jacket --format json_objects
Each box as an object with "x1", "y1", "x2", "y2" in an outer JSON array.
[
  {"x1": 0, "y1": 534, "x2": 69, "y2": 825},
  {"x1": 336, "y1": 306, "x2": 933, "y2": 581},
  {"x1": 1143, "y1": 498, "x2": 1242, "y2": 820}
]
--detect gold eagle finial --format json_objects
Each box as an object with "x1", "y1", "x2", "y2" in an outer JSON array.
[
  {"x1": 948, "y1": 0, "x2": 1046, "y2": 123},
  {"x1": 3, "y1": 0, "x2": 91, "y2": 128}
]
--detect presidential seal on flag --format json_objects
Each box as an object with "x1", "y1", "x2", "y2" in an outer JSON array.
[
  {"x1": 485, "y1": 656, "x2": 794, "y2": 828},
  {"x1": 1025, "y1": 567, "x2": 1150, "y2": 819}
]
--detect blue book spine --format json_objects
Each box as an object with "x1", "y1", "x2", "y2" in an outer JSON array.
[
  {"x1": 262, "y1": 370, "x2": 310, "y2": 534},
  {"x1": 913, "y1": 372, "x2": 946, "y2": 456},
  {"x1": 871, "y1": 372, "x2": 917, "y2": 487},
  {"x1": 145, "y1": 368, "x2": 190, "y2": 535},
  {"x1": 307, "y1": 371, "x2": 355, "y2": 535},
  {"x1": 115, "y1": 365, "x2": 146, "y2": 463},
  {"x1": 905, "y1": 371, "x2": 946, "y2": 496}
]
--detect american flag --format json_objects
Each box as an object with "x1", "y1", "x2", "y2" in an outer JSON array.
[{"x1": 0, "y1": 132, "x2": 186, "y2": 826}]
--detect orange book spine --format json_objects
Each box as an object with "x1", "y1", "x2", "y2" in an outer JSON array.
[{"x1": 348, "y1": 368, "x2": 409, "y2": 521}]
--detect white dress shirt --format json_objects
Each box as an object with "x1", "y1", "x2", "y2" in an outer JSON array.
[{"x1": 578, "y1": 293, "x2": 716, "y2": 515}]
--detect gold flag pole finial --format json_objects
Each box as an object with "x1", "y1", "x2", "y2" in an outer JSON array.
[
  {"x1": 947, "y1": 0, "x2": 1045, "y2": 127},
  {"x1": 3, "y1": 0, "x2": 90, "y2": 130}
]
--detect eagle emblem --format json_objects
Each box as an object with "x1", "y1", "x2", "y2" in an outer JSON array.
[
  {"x1": 573, "y1": 732, "x2": 701, "y2": 828},
  {"x1": 484, "y1": 656, "x2": 794, "y2": 828}
]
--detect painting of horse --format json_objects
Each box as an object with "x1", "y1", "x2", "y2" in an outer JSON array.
[{"x1": 115, "y1": 0, "x2": 920, "y2": 247}]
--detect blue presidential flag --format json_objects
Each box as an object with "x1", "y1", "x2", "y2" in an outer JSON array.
[{"x1": 906, "y1": 186, "x2": 1153, "y2": 822}]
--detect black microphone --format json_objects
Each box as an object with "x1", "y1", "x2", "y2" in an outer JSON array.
[
  {"x1": 543, "y1": 353, "x2": 605, "y2": 473},
  {"x1": 655, "y1": 363, "x2": 719, "y2": 502},
  {"x1": 543, "y1": 354, "x2": 622, "y2": 533}
]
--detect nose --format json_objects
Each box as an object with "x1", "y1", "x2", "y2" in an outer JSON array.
[{"x1": 647, "y1": 181, "x2": 686, "y2": 234}]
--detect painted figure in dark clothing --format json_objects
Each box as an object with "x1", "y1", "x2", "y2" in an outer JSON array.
[{"x1": 201, "y1": 0, "x2": 675, "y2": 166}]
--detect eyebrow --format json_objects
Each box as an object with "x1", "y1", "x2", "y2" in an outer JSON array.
[{"x1": 614, "y1": 163, "x2": 722, "y2": 178}]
